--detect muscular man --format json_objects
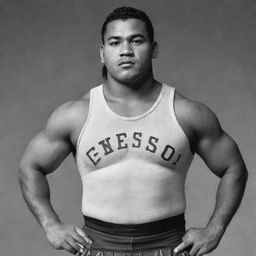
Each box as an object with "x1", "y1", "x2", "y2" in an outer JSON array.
[{"x1": 19, "y1": 7, "x2": 248, "y2": 256}]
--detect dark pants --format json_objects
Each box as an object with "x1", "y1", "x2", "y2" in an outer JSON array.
[{"x1": 78, "y1": 214, "x2": 188, "y2": 256}]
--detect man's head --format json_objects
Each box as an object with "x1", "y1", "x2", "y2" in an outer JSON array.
[
  {"x1": 100, "y1": 7, "x2": 158, "y2": 83},
  {"x1": 101, "y1": 7, "x2": 154, "y2": 45}
]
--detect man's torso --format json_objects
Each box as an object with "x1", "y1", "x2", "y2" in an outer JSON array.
[{"x1": 68, "y1": 83, "x2": 194, "y2": 224}]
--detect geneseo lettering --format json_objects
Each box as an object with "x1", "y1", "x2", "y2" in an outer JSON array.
[{"x1": 86, "y1": 132, "x2": 181, "y2": 166}]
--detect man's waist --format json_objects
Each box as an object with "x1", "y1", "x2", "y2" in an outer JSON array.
[
  {"x1": 82, "y1": 200, "x2": 186, "y2": 225},
  {"x1": 83, "y1": 213, "x2": 186, "y2": 236}
]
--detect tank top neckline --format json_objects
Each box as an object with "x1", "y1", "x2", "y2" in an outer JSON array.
[{"x1": 98, "y1": 83, "x2": 165, "y2": 121}]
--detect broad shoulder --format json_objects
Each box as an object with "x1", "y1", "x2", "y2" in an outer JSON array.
[
  {"x1": 174, "y1": 90, "x2": 223, "y2": 151},
  {"x1": 45, "y1": 91, "x2": 90, "y2": 146}
]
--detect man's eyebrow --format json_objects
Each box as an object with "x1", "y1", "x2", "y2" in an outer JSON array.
[
  {"x1": 107, "y1": 34, "x2": 146, "y2": 41},
  {"x1": 129, "y1": 34, "x2": 146, "y2": 39},
  {"x1": 107, "y1": 36, "x2": 121, "y2": 41}
]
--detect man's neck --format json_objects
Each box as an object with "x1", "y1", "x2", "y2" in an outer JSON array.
[{"x1": 103, "y1": 75, "x2": 161, "y2": 101}]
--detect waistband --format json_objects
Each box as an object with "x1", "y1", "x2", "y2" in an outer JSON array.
[{"x1": 83, "y1": 213, "x2": 185, "y2": 236}]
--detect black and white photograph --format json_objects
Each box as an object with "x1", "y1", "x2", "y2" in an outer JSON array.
[{"x1": 0, "y1": 1, "x2": 255, "y2": 256}]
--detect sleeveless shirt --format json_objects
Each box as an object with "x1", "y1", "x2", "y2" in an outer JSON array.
[{"x1": 76, "y1": 83, "x2": 194, "y2": 215}]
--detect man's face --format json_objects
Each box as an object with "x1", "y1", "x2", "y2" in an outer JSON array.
[{"x1": 100, "y1": 18, "x2": 158, "y2": 84}]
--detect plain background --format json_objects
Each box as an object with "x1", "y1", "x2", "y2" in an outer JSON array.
[{"x1": 0, "y1": 0, "x2": 255, "y2": 255}]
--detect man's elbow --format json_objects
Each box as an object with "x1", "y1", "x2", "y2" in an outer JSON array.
[
  {"x1": 223, "y1": 159, "x2": 248, "y2": 184},
  {"x1": 229, "y1": 162, "x2": 248, "y2": 187},
  {"x1": 18, "y1": 160, "x2": 32, "y2": 188},
  {"x1": 236, "y1": 159, "x2": 248, "y2": 183},
  {"x1": 18, "y1": 159, "x2": 42, "y2": 186},
  {"x1": 241, "y1": 166, "x2": 248, "y2": 185}
]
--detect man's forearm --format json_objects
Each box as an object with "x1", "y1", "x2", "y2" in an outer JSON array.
[
  {"x1": 206, "y1": 165, "x2": 248, "y2": 233},
  {"x1": 19, "y1": 167, "x2": 61, "y2": 230}
]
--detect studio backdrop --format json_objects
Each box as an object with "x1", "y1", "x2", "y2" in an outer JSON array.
[{"x1": 0, "y1": 1, "x2": 255, "y2": 256}]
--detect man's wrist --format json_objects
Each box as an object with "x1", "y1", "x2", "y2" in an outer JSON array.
[
  {"x1": 205, "y1": 220, "x2": 226, "y2": 237},
  {"x1": 41, "y1": 218, "x2": 62, "y2": 231}
]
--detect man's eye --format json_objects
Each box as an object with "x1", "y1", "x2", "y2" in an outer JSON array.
[
  {"x1": 132, "y1": 39, "x2": 143, "y2": 45},
  {"x1": 110, "y1": 41, "x2": 119, "y2": 46}
]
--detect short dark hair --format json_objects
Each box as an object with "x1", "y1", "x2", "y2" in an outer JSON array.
[
  {"x1": 101, "y1": 6, "x2": 154, "y2": 44},
  {"x1": 101, "y1": 7, "x2": 155, "y2": 80}
]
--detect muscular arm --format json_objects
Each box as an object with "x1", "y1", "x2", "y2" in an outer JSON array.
[
  {"x1": 19, "y1": 103, "x2": 73, "y2": 228},
  {"x1": 195, "y1": 110, "x2": 247, "y2": 233},
  {"x1": 19, "y1": 101, "x2": 92, "y2": 254},
  {"x1": 174, "y1": 94, "x2": 248, "y2": 256}
]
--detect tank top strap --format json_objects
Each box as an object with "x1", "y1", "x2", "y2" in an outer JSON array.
[
  {"x1": 83, "y1": 84, "x2": 111, "y2": 122},
  {"x1": 153, "y1": 83, "x2": 176, "y2": 116},
  {"x1": 92, "y1": 84, "x2": 112, "y2": 117}
]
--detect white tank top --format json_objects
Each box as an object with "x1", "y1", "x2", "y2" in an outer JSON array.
[{"x1": 76, "y1": 83, "x2": 194, "y2": 215}]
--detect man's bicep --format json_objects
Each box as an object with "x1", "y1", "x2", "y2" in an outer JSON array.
[
  {"x1": 20, "y1": 131, "x2": 72, "y2": 175},
  {"x1": 19, "y1": 102, "x2": 78, "y2": 175},
  {"x1": 196, "y1": 130, "x2": 244, "y2": 177},
  {"x1": 176, "y1": 96, "x2": 246, "y2": 177},
  {"x1": 192, "y1": 103, "x2": 244, "y2": 177}
]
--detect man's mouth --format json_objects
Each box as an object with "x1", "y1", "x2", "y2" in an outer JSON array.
[{"x1": 119, "y1": 61, "x2": 135, "y2": 67}]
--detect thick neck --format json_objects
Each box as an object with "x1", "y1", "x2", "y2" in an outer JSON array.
[{"x1": 103, "y1": 72, "x2": 160, "y2": 101}]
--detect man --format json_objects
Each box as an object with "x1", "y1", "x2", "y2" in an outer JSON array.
[{"x1": 19, "y1": 7, "x2": 248, "y2": 256}]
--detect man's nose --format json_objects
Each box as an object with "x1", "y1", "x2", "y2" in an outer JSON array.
[{"x1": 120, "y1": 42, "x2": 134, "y2": 56}]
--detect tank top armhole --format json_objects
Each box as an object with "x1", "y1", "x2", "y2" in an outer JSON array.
[
  {"x1": 169, "y1": 87, "x2": 194, "y2": 156},
  {"x1": 76, "y1": 88, "x2": 94, "y2": 153}
]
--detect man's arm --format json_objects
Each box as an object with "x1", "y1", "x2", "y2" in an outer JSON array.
[
  {"x1": 19, "y1": 101, "x2": 92, "y2": 255},
  {"x1": 173, "y1": 96, "x2": 248, "y2": 256}
]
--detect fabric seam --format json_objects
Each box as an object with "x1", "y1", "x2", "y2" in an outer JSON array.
[
  {"x1": 75, "y1": 88, "x2": 94, "y2": 162},
  {"x1": 170, "y1": 88, "x2": 194, "y2": 157}
]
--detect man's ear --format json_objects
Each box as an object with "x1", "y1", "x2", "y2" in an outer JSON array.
[
  {"x1": 100, "y1": 44, "x2": 105, "y2": 64},
  {"x1": 152, "y1": 41, "x2": 158, "y2": 59}
]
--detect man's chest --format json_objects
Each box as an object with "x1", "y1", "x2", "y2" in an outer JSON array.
[{"x1": 76, "y1": 119, "x2": 193, "y2": 173}]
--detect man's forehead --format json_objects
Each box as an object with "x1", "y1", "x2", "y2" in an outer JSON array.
[{"x1": 104, "y1": 18, "x2": 148, "y2": 38}]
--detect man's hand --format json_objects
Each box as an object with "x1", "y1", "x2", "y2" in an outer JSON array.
[
  {"x1": 43, "y1": 222, "x2": 93, "y2": 255},
  {"x1": 174, "y1": 226, "x2": 224, "y2": 256}
]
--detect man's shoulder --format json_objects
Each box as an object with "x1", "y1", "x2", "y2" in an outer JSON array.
[
  {"x1": 52, "y1": 92, "x2": 90, "y2": 122},
  {"x1": 45, "y1": 91, "x2": 91, "y2": 139},
  {"x1": 175, "y1": 91, "x2": 217, "y2": 121},
  {"x1": 174, "y1": 90, "x2": 222, "y2": 148},
  {"x1": 61, "y1": 92, "x2": 90, "y2": 118}
]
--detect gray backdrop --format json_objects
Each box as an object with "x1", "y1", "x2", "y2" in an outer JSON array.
[{"x1": 0, "y1": 0, "x2": 255, "y2": 255}]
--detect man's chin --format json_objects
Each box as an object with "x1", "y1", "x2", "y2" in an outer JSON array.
[{"x1": 116, "y1": 73, "x2": 142, "y2": 84}]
